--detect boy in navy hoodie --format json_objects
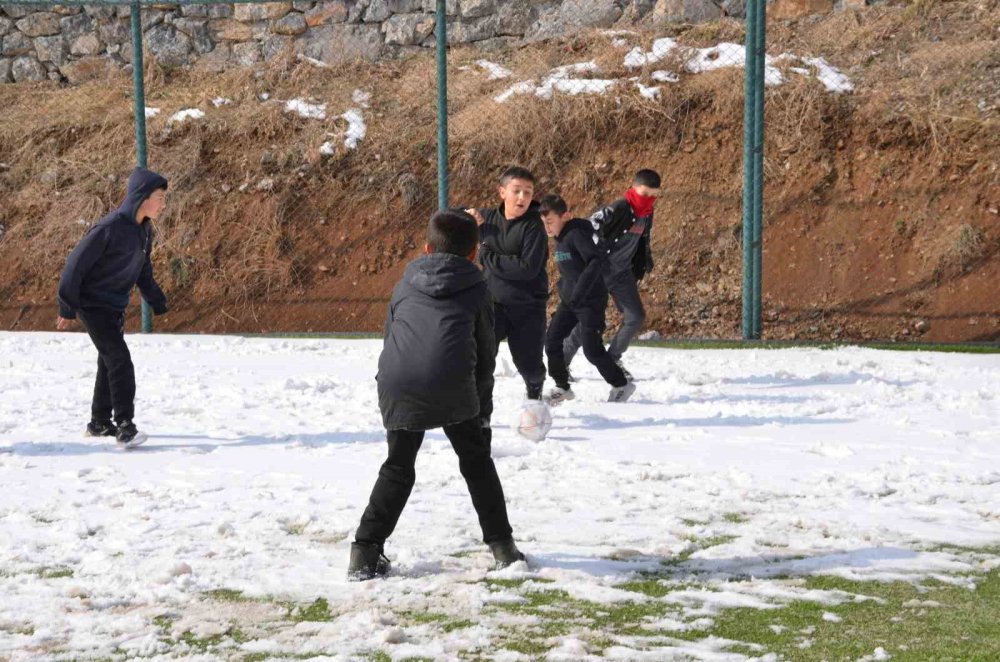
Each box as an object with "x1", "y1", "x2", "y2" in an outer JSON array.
[
  {"x1": 540, "y1": 195, "x2": 635, "y2": 405},
  {"x1": 56, "y1": 167, "x2": 169, "y2": 448},
  {"x1": 464, "y1": 166, "x2": 549, "y2": 401},
  {"x1": 564, "y1": 169, "x2": 661, "y2": 380},
  {"x1": 348, "y1": 210, "x2": 525, "y2": 581}
]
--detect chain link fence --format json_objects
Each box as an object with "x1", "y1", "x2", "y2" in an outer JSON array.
[{"x1": 1, "y1": 0, "x2": 997, "y2": 341}]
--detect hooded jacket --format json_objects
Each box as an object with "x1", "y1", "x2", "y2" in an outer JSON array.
[
  {"x1": 589, "y1": 197, "x2": 655, "y2": 282},
  {"x1": 553, "y1": 219, "x2": 609, "y2": 309},
  {"x1": 57, "y1": 167, "x2": 169, "y2": 319},
  {"x1": 377, "y1": 253, "x2": 496, "y2": 431},
  {"x1": 476, "y1": 202, "x2": 549, "y2": 307}
]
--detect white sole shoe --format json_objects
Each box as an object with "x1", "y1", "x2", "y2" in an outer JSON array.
[{"x1": 608, "y1": 382, "x2": 637, "y2": 403}]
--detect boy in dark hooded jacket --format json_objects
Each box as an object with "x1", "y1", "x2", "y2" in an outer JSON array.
[
  {"x1": 348, "y1": 210, "x2": 526, "y2": 581},
  {"x1": 540, "y1": 195, "x2": 635, "y2": 405},
  {"x1": 56, "y1": 167, "x2": 170, "y2": 448},
  {"x1": 564, "y1": 169, "x2": 661, "y2": 380}
]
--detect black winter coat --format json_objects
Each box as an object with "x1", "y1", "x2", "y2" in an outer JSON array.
[
  {"x1": 589, "y1": 198, "x2": 654, "y2": 282},
  {"x1": 376, "y1": 253, "x2": 496, "y2": 431},
  {"x1": 553, "y1": 219, "x2": 609, "y2": 308},
  {"x1": 476, "y1": 202, "x2": 549, "y2": 307}
]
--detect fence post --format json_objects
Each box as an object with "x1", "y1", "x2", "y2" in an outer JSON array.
[
  {"x1": 751, "y1": 0, "x2": 766, "y2": 339},
  {"x1": 130, "y1": 0, "x2": 152, "y2": 333},
  {"x1": 435, "y1": 0, "x2": 449, "y2": 210},
  {"x1": 741, "y1": 0, "x2": 757, "y2": 340}
]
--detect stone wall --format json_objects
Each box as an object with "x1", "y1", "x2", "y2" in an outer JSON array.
[{"x1": 0, "y1": 0, "x2": 852, "y2": 84}]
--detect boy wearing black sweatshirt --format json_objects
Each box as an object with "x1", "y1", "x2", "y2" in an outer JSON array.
[
  {"x1": 564, "y1": 169, "x2": 661, "y2": 380},
  {"x1": 465, "y1": 166, "x2": 549, "y2": 401},
  {"x1": 56, "y1": 167, "x2": 170, "y2": 448},
  {"x1": 348, "y1": 210, "x2": 525, "y2": 581},
  {"x1": 540, "y1": 196, "x2": 635, "y2": 405}
]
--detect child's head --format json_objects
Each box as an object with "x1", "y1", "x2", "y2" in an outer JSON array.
[
  {"x1": 539, "y1": 194, "x2": 571, "y2": 238},
  {"x1": 631, "y1": 169, "x2": 662, "y2": 199},
  {"x1": 425, "y1": 209, "x2": 479, "y2": 260},
  {"x1": 498, "y1": 166, "x2": 535, "y2": 219}
]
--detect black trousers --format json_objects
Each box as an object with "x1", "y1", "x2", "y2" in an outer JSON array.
[
  {"x1": 355, "y1": 418, "x2": 514, "y2": 546},
  {"x1": 495, "y1": 302, "x2": 547, "y2": 394},
  {"x1": 546, "y1": 300, "x2": 627, "y2": 389},
  {"x1": 79, "y1": 309, "x2": 135, "y2": 424},
  {"x1": 565, "y1": 271, "x2": 646, "y2": 365}
]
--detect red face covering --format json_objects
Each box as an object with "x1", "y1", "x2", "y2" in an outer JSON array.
[{"x1": 625, "y1": 188, "x2": 656, "y2": 218}]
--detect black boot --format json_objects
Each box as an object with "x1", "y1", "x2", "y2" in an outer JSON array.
[
  {"x1": 86, "y1": 420, "x2": 117, "y2": 437},
  {"x1": 347, "y1": 542, "x2": 391, "y2": 581},
  {"x1": 115, "y1": 420, "x2": 147, "y2": 449},
  {"x1": 525, "y1": 384, "x2": 543, "y2": 401},
  {"x1": 489, "y1": 538, "x2": 526, "y2": 570}
]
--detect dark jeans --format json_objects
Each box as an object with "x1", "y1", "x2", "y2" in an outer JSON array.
[
  {"x1": 495, "y1": 302, "x2": 547, "y2": 394},
  {"x1": 79, "y1": 309, "x2": 135, "y2": 424},
  {"x1": 564, "y1": 271, "x2": 645, "y2": 365},
  {"x1": 355, "y1": 418, "x2": 514, "y2": 546},
  {"x1": 547, "y1": 300, "x2": 627, "y2": 389}
]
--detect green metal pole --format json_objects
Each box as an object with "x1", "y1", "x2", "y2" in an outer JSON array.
[
  {"x1": 435, "y1": 0, "x2": 449, "y2": 210},
  {"x1": 130, "y1": 1, "x2": 152, "y2": 333},
  {"x1": 751, "y1": 0, "x2": 766, "y2": 339},
  {"x1": 741, "y1": 0, "x2": 757, "y2": 340}
]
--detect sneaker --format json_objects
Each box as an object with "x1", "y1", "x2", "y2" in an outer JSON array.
[
  {"x1": 526, "y1": 384, "x2": 544, "y2": 401},
  {"x1": 545, "y1": 385, "x2": 575, "y2": 407},
  {"x1": 86, "y1": 420, "x2": 117, "y2": 437},
  {"x1": 614, "y1": 359, "x2": 634, "y2": 382},
  {"x1": 115, "y1": 420, "x2": 148, "y2": 449},
  {"x1": 608, "y1": 381, "x2": 637, "y2": 403},
  {"x1": 347, "y1": 542, "x2": 391, "y2": 581},
  {"x1": 489, "y1": 538, "x2": 526, "y2": 570}
]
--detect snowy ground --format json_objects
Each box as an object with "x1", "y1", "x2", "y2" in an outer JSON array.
[{"x1": 0, "y1": 332, "x2": 997, "y2": 661}]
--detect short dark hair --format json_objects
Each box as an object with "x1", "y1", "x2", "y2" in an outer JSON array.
[
  {"x1": 427, "y1": 210, "x2": 479, "y2": 257},
  {"x1": 500, "y1": 166, "x2": 535, "y2": 185},
  {"x1": 538, "y1": 194, "x2": 567, "y2": 215},
  {"x1": 633, "y1": 169, "x2": 661, "y2": 189}
]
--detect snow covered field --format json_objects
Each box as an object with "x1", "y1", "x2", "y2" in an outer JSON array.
[{"x1": 0, "y1": 332, "x2": 997, "y2": 661}]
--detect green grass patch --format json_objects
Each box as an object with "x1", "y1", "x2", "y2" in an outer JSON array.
[
  {"x1": 205, "y1": 588, "x2": 255, "y2": 603},
  {"x1": 635, "y1": 338, "x2": 1000, "y2": 354},
  {"x1": 289, "y1": 597, "x2": 334, "y2": 622},
  {"x1": 38, "y1": 566, "x2": 74, "y2": 579},
  {"x1": 723, "y1": 512, "x2": 750, "y2": 524}
]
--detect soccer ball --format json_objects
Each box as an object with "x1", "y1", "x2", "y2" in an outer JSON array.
[{"x1": 517, "y1": 401, "x2": 552, "y2": 442}]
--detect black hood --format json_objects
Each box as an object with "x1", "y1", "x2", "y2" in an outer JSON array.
[
  {"x1": 119, "y1": 167, "x2": 168, "y2": 223},
  {"x1": 404, "y1": 253, "x2": 484, "y2": 298}
]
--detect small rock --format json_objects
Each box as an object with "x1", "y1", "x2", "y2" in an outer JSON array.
[
  {"x1": 914, "y1": 320, "x2": 929, "y2": 334},
  {"x1": 255, "y1": 177, "x2": 275, "y2": 192},
  {"x1": 638, "y1": 330, "x2": 662, "y2": 341}
]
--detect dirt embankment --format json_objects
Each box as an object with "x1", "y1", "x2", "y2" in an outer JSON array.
[{"x1": 1, "y1": 0, "x2": 998, "y2": 342}]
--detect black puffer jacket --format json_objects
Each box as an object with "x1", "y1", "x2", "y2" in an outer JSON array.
[
  {"x1": 589, "y1": 198, "x2": 654, "y2": 282},
  {"x1": 377, "y1": 253, "x2": 496, "y2": 431},
  {"x1": 57, "y1": 167, "x2": 169, "y2": 319}
]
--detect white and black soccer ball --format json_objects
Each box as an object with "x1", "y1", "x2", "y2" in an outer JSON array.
[{"x1": 516, "y1": 400, "x2": 552, "y2": 442}]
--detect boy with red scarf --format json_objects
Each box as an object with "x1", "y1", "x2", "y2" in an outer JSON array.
[{"x1": 563, "y1": 169, "x2": 661, "y2": 379}]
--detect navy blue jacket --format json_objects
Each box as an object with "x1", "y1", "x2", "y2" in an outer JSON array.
[
  {"x1": 58, "y1": 168, "x2": 169, "y2": 319},
  {"x1": 553, "y1": 219, "x2": 609, "y2": 309},
  {"x1": 377, "y1": 253, "x2": 496, "y2": 431},
  {"x1": 589, "y1": 198, "x2": 654, "y2": 282},
  {"x1": 476, "y1": 202, "x2": 549, "y2": 308}
]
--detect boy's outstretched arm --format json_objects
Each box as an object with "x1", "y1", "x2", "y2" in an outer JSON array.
[
  {"x1": 569, "y1": 232, "x2": 608, "y2": 307},
  {"x1": 480, "y1": 221, "x2": 546, "y2": 281},
  {"x1": 588, "y1": 205, "x2": 614, "y2": 232},
  {"x1": 135, "y1": 227, "x2": 168, "y2": 315},
  {"x1": 57, "y1": 225, "x2": 111, "y2": 320},
  {"x1": 473, "y1": 292, "x2": 497, "y2": 425}
]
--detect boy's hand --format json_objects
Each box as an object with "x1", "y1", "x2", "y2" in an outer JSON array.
[
  {"x1": 465, "y1": 208, "x2": 485, "y2": 226},
  {"x1": 56, "y1": 316, "x2": 76, "y2": 331}
]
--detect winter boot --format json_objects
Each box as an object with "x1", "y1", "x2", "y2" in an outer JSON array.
[
  {"x1": 608, "y1": 381, "x2": 637, "y2": 403},
  {"x1": 86, "y1": 420, "x2": 117, "y2": 437},
  {"x1": 489, "y1": 538, "x2": 526, "y2": 570},
  {"x1": 115, "y1": 420, "x2": 148, "y2": 449},
  {"x1": 347, "y1": 542, "x2": 391, "y2": 581}
]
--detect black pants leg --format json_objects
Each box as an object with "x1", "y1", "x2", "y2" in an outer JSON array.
[
  {"x1": 545, "y1": 303, "x2": 579, "y2": 389},
  {"x1": 443, "y1": 418, "x2": 513, "y2": 544},
  {"x1": 605, "y1": 274, "x2": 646, "y2": 362},
  {"x1": 355, "y1": 428, "x2": 424, "y2": 545},
  {"x1": 79, "y1": 310, "x2": 135, "y2": 424},
  {"x1": 502, "y1": 303, "x2": 547, "y2": 395},
  {"x1": 577, "y1": 304, "x2": 628, "y2": 388}
]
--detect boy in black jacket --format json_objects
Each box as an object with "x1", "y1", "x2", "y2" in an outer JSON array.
[
  {"x1": 465, "y1": 166, "x2": 549, "y2": 401},
  {"x1": 540, "y1": 196, "x2": 635, "y2": 405},
  {"x1": 564, "y1": 169, "x2": 661, "y2": 380},
  {"x1": 56, "y1": 167, "x2": 170, "y2": 448},
  {"x1": 349, "y1": 210, "x2": 525, "y2": 581}
]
